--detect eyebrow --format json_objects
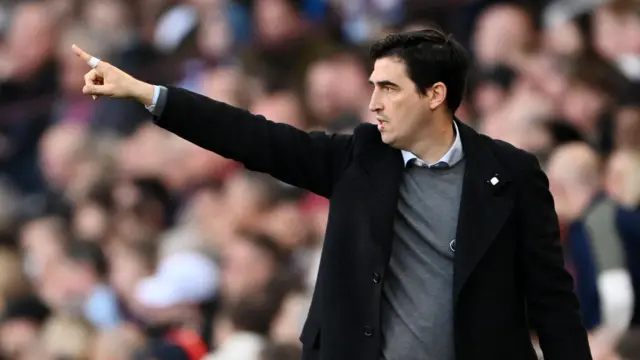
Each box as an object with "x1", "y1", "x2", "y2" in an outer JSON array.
[{"x1": 368, "y1": 80, "x2": 400, "y2": 88}]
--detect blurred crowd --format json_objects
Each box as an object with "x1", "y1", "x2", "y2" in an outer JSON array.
[{"x1": 0, "y1": 0, "x2": 638, "y2": 359}]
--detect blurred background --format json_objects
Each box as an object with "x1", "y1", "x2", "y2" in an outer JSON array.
[{"x1": 0, "y1": 0, "x2": 638, "y2": 359}]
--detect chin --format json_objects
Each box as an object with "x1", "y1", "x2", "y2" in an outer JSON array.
[
  {"x1": 380, "y1": 131, "x2": 393, "y2": 145},
  {"x1": 378, "y1": 122, "x2": 399, "y2": 144}
]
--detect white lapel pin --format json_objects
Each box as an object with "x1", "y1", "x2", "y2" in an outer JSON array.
[{"x1": 490, "y1": 176, "x2": 499, "y2": 186}]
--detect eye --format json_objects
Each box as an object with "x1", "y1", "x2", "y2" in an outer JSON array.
[{"x1": 383, "y1": 86, "x2": 395, "y2": 93}]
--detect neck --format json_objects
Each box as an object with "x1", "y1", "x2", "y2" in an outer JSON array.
[{"x1": 407, "y1": 115, "x2": 456, "y2": 164}]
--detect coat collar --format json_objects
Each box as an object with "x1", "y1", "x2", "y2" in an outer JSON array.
[{"x1": 400, "y1": 120, "x2": 464, "y2": 168}]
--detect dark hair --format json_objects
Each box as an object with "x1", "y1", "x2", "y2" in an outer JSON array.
[
  {"x1": 85, "y1": 183, "x2": 115, "y2": 212},
  {"x1": 236, "y1": 230, "x2": 290, "y2": 265},
  {"x1": 1, "y1": 294, "x2": 51, "y2": 325},
  {"x1": 260, "y1": 343, "x2": 302, "y2": 360},
  {"x1": 65, "y1": 240, "x2": 109, "y2": 278},
  {"x1": 567, "y1": 52, "x2": 625, "y2": 96},
  {"x1": 475, "y1": 65, "x2": 517, "y2": 91},
  {"x1": 221, "y1": 289, "x2": 284, "y2": 335},
  {"x1": 369, "y1": 28, "x2": 469, "y2": 112},
  {"x1": 607, "y1": 0, "x2": 640, "y2": 17},
  {"x1": 545, "y1": 119, "x2": 585, "y2": 145}
]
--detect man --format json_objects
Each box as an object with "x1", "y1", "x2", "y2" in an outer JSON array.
[
  {"x1": 60, "y1": 241, "x2": 123, "y2": 329},
  {"x1": 547, "y1": 143, "x2": 634, "y2": 358},
  {"x1": 72, "y1": 29, "x2": 591, "y2": 360}
]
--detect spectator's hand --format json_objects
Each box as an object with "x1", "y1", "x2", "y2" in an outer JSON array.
[{"x1": 71, "y1": 44, "x2": 155, "y2": 105}]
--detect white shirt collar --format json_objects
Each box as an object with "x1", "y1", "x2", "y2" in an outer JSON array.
[{"x1": 401, "y1": 121, "x2": 464, "y2": 168}]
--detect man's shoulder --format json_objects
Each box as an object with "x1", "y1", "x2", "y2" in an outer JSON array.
[
  {"x1": 348, "y1": 123, "x2": 543, "y2": 176},
  {"x1": 484, "y1": 136, "x2": 535, "y2": 161},
  {"x1": 478, "y1": 133, "x2": 541, "y2": 177},
  {"x1": 353, "y1": 122, "x2": 380, "y2": 139},
  {"x1": 346, "y1": 123, "x2": 384, "y2": 151}
]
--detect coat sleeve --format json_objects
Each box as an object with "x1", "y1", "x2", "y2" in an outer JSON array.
[
  {"x1": 516, "y1": 153, "x2": 593, "y2": 360},
  {"x1": 152, "y1": 86, "x2": 353, "y2": 198}
]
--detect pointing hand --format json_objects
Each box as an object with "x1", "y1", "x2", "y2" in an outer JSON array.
[{"x1": 72, "y1": 44, "x2": 155, "y2": 105}]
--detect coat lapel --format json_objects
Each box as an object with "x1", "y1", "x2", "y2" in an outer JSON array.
[{"x1": 453, "y1": 121, "x2": 514, "y2": 302}]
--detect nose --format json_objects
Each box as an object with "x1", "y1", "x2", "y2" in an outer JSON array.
[{"x1": 368, "y1": 92, "x2": 382, "y2": 113}]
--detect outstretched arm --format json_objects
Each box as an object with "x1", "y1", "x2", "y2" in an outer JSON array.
[
  {"x1": 72, "y1": 45, "x2": 353, "y2": 197},
  {"x1": 152, "y1": 85, "x2": 353, "y2": 197}
]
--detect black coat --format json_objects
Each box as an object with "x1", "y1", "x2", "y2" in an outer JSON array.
[{"x1": 154, "y1": 87, "x2": 592, "y2": 360}]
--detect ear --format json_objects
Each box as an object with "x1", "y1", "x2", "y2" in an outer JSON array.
[{"x1": 427, "y1": 82, "x2": 447, "y2": 110}]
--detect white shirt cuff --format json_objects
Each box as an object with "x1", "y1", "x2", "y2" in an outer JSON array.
[{"x1": 145, "y1": 85, "x2": 161, "y2": 113}]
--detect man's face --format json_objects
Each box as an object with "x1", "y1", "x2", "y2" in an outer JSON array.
[
  {"x1": 472, "y1": 5, "x2": 533, "y2": 67},
  {"x1": 561, "y1": 83, "x2": 607, "y2": 132},
  {"x1": 306, "y1": 60, "x2": 343, "y2": 121},
  {"x1": 368, "y1": 57, "x2": 430, "y2": 149},
  {"x1": 220, "y1": 239, "x2": 276, "y2": 300},
  {"x1": 250, "y1": 92, "x2": 305, "y2": 129},
  {"x1": 0, "y1": 319, "x2": 39, "y2": 358},
  {"x1": 6, "y1": 3, "x2": 55, "y2": 78}
]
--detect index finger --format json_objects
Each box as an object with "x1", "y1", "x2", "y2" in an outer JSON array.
[{"x1": 71, "y1": 44, "x2": 93, "y2": 62}]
